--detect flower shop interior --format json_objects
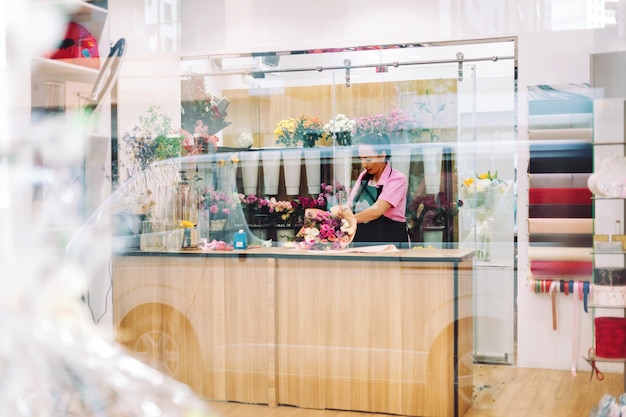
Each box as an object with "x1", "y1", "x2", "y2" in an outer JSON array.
[{"x1": 5, "y1": 0, "x2": 626, "y2": 416}]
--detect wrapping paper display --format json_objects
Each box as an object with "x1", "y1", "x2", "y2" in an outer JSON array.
[
  {"x1": 527, "y1": 218, "x2": 593, "y2": 235},
  {"x1": 529, "y1": 188, "x2": 592, "y2": 205},
  {"x1": 526, "y1": 85, "x2": 593, "y2": 376}
]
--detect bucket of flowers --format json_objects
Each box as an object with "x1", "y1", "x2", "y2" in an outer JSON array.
[
  {"x1": 294, "y1": 207, "x2": 356, "y2": 250},
  {"x1": 323, "y1": 114, "x2": 355, "y2": 146}
]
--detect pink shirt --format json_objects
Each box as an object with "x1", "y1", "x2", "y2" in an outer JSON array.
[{"x1": 348, "y1": 163, "x2": 407, "y2": 222}]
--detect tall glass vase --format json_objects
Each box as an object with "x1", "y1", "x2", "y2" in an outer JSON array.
[{"x1": 474, "y1": 209, "x2": 494, "y2": 262}]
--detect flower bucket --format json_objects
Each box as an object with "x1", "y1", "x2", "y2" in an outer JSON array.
[
  {"x1": 333, "y1": 146, "x2": 353, "y2": 191},
  {"x1": 261, "y1": 149, "x2": 281, "y2": 195},
  {"x1": 391, "y1": 144, "x2": 412, "y2": 182},
  {"x1": 239, "y1": 150, "x2": 260, "y2": 195},
  {"x1": 282, "y1": 148, "x2": 302, "y2": 195},
  {"x1": 209, "y1": 219, "x2": 227, "y2": 231},
  {"x1": 422, "y1": 145, "x2": 443, "y2": 194},
  {"x1": 304, "y1": 148, "x2": 321, "y2": 194}
]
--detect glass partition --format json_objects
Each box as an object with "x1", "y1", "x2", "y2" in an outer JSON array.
[{"x1": 177, "y1": 39, "x2": 516, "y2": 253}]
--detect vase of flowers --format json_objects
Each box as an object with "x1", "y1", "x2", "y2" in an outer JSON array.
[
  {"x1": 294, "y1": 207, "x2": 356, "y2": 250},
  {"x1": 407, "y1": 192, "x2": 457, "y2": 246},
  {"x1": 458, "y1": 170, "x2": 511, "y2": 261},
  {"x1": 294, "y1": 114, "x2": 324, "y2": 148},
  {"x1": 351, "y1": 114, "x2": 386, "y2": 142},
  {"x1": 236, "y1": 131, "x2": 254, "y2": 149},
  {"x1": 323, "y1": 113, "x2": 355, "y2": 147},
  {"x1": 200, "y1": 188, "x2": 237, "y2": 230}
]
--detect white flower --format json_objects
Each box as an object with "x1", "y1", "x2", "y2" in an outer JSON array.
[
  {"x1": 340, "y1": 218, "x2": 355, "y2": 235},
  {"x1": 323, "y1": 114, "x2": 356, "y2": 134},
  {"x1": 236, "y1": 131, "x2": 254, "y2": 148},
  {"x1": 303, "y1": 227, "x2": 320, "y2": 242}
]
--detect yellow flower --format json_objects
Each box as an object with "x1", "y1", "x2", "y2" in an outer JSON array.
[
  {"x1": 230, "y1": 154, "x2": 239, "y2": 164},
  {"x1": 180, "y1": 220, "x2": 195, "y2": 228},
  {"x1": 217, "y1": 159, "x2": 225, "y2": 167},
  {"x1": 478, "y1": 173, "x2": 488, "y2": 180},
  {"x1": 463, "y1": 177, "x2": 474, "y2": 187}
]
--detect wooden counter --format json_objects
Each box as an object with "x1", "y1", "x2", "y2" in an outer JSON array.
[{"x1": 112, "y1": 248, "x2": 474, "y2": 417}]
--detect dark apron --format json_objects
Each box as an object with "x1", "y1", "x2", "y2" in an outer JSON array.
[{"x1": 352, "y1": 181, "x2": 409, "y2": 246}]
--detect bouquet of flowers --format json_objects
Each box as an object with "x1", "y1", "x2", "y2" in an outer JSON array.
[
  {"x1": 295, "y1": 114, "x2": 324, "y2": 147},
  {"x1": 352, "y1": 114, "x2": 386, "y2": 141},
  {"x1": 323, "y1": 113, "x2": 355, "y2": 146},
  {"x1": 274, "y1": 117, "x2": 298, "y2": 147},
  {"x1": 180, "y1": 120, "x2": 219, "y2": 154},
  {"x1": 181, "y1": 74, "x2": 231, "y2": 135},
  {"x1": 200, "y1": 189, "x2": 237, "y2": 220},
  {"x1": 385, "y1": 109, "x2": 421, "y2": 143},
  {"x1": 268, "y1": 197, "x2": 296, "y2": 226},
  {"x1": 294, "y1": 208, "x2": 356, "y2": 250},
  {"x1": 458, "y1": 170, "x2": 510, "y2": 213},
  {"x1": 236, "y1": 131, "x2": 254, "y2": 148},
  {"x1": 407, "y1": 192, "x2": 457, "y2": 229}
]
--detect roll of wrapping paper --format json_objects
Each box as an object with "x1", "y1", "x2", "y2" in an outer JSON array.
[
  {"x1": 528, "y1": 173, "x2": 591, "y2": 188},
  {"x1": 529, "y1": 188, "x2": 592, "y2": 205},
  {"x1": 528, "y1": 204, "x2": 592, "y2": 218},
  {"x1": 528, "y1": 128, "x2": 592, "y2": 141},
  {"x1": 530, "y1": 260, "x2": 592, "y2": 276},
  {"x1": 527, "y1": 218, "x2": 592, "y2": 235},
  {"x1": 527, "y1": 246, "x2": 593, "y2": 262}
]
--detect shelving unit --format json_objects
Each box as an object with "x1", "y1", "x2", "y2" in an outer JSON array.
[
  {"x1": 30, "y1": 0, "x2": 111, "y2": 216},
  {"x1": 585, "y1": 97, "x2": 626, "y2": 391}
]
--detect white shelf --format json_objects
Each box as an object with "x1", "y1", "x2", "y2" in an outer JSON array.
[{"x1": 32, "y1": 57, "x2": 100, "y2": 83}]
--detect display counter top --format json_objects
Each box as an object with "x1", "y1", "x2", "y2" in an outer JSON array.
[{"x1": 117, "y1": 246, "x2": 476, "y2": 263}]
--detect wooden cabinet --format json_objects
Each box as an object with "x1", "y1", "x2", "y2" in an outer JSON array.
[{"x1": 112, "y1": 249, "x2": 475, "y2": 417}]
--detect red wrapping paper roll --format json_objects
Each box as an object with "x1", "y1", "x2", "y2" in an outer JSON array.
[
  {"x1": 530, "y1": 260, "x2": 592, "y2": 276},
  {"x1": 529, "y1": 188, "x2": 592, "y2": 205}
]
